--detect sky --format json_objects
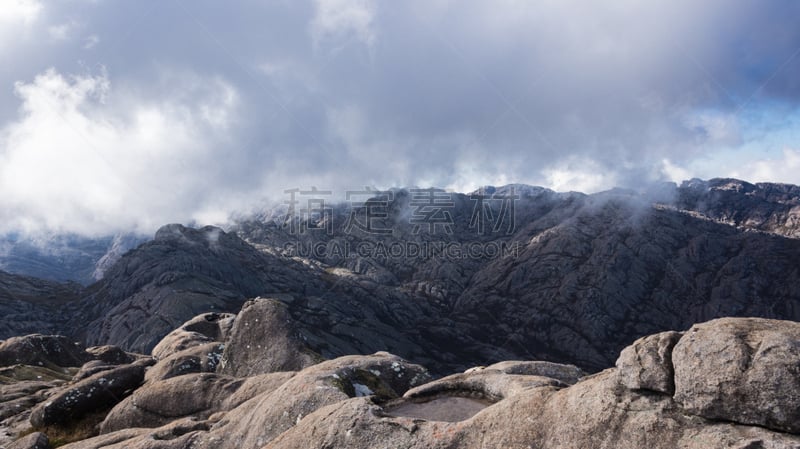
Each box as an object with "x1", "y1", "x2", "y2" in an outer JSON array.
[{"x1": 0, "y1": 0, "x2": 799, "y2": 236}]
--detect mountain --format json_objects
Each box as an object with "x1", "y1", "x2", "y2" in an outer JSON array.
[
  {"x1": 3, "y1": 178, "x2": 800, "y2": 376},
  {"x1": 675, "y1": 178, "x2": 800, "y2": 237},
  {"x1": 230, "y1": 180, "x2": 800, "y2": 371},
  {"x1": 0, "y1": 270, "x2": 81, "y2": 338},
  {"x1": 72, "y1": 224, "x2": 452, "y2": 371}
]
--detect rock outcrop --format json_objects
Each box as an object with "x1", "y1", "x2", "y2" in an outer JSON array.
[
  {"x1": 5, "y1": 431, "x2": 49, "y2": 449},
  {"x1": 149, "y1": 312, "x2": 234, "y2": 361},
  {"x1": 3, "y1": 316, "x2": 800, "y2": 448},
  {"x1": 676, "y1": 178, "x2": 800, "y2": 238},
  {"x1": 258, "y1": 317, "x2": 800, "y2": 449},
  {"x1": 84, "y1": 346, "x2": 134, "y2": 366},
  {"x1": 99, "y1": 373, "x2": 245, "y2": 433},
  {"x1": 217, "y1": 297, "x2": 321, "y2": 377},
  {"x1": 29, "y1": 362, "x2": 146, "y2": 427},
  {"x1": 616, "y1": 330, "x2": 682, "y2": 394},
  {"x1": 672, "y1": 318, "x2": 800, "y2": 433},
  {"x1": 0, "y1": 335, "x2": 89, "y2": 369},
  {"x1": 145, "y1": 342, "x2": 225, "y2": 382}
]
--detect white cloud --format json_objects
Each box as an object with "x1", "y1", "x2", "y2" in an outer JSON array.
[
  {"x1": 729, "y1": 149, "x2": 800, "y2": 185},
  {"x1": 0, "y1": 68, "x2": 241, "y2": 236},
  {"x1": 311, "y1": 0, "x2": 376, "y2": 50},
  {"x1": 660, "y1": 159, "x2": 693, "y2": 184},
  {"x1": 0, "y1": 0, "x2": 42, "y2": 55},
  {"x1": 682, "y1": 111, "x2": 742, "y2": 146},
  {"x1": 84, "y1": 34, "x2": 100, "y2": 49},
  {"x1": 48, "y1": 20, "x2": 79, "y2": 41},
  {"x1": 0, "y1": 0, "x2": 42, "y2": 25},
  {"x1": 542, "y1": 158, "x2": 619, "y2": 193}
]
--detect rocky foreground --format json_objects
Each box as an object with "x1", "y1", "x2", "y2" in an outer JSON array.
[{"x1": 1, "y1": 301, "x2": 799, "y2": 448}]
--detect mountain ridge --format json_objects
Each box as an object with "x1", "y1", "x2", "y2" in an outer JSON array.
[{"x1": 2, "y1": 178, "x2": 800, "y2": 375}]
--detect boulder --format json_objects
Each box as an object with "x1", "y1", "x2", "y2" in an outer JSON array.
[
  {"x1": 217, "y1": 298, "x2": 321, "y2": 377},
  {"x1": 57, "y1": 424, "x2": 196, "y2": 449},
  {"x1": 616, "y1": 331, "x2": 682, "y2": 394},
  {"x1": 1, "y1": 380, "x2": 64, "y2": 420},
  {"x1": 480, "y1": 360, "x2": 584, "y2": 385},
  {"x1": 100, "y1": 373, "x2": 243, "y2": 433},
  {"x1": 218, "y1": 372, "x2": 297, "y2": 411},
  {"x1": 0, "y1": 378, "x2": 65, "y2": 446},
  {"x1": 72, "y1": 361, "x2": 117, "y2": 382},
  {"x1": 21, "y1": 332, "x2": 800, "y2": 449},
  {"x1": 145, "y1": 343, "x2": 225, "y2": 382},
  {"x1": 265, "y1": 364, "x2": 800, "y2": 449},
  {"x1": 0, "y1": 335, "x2": 89, "y2": 368},
  {"x1": 6, "y1": 432, "x2": 49, "y2": 449},
  {"x1": 30, "y1": 362, "x2": 146, "y2": 427},
  {"x1": 192, "y1": 352, "x2": 430, "y2": 449},
  {"x1": 263, "y1": 399, "x2": 431, "y2": 449},
  {"x1": 673, "y1": 317, "x2": 800, "y2": 433},
  {"x1": 100, "y1": 370, "x2": 295, "y2": 434},
  {"x1": 402, "y1": 369, "x2": 564, "y2": 403},
  {"x1": 179, "y1": 313, "x2": 235, "y2": 342},
  {"x1": 85, "y1": 346, "x2": 134, "y2": 365},
  {"x1": 151, "y1": 313, "x2": 234, "y2": 361}
]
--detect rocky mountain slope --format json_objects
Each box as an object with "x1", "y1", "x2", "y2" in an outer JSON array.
[
  {"x1": 2, "y1": 311, "x2": 799, "y2": 448},
  {"x1": 2, "y1": 178, "x2": 800, "y2": 376},
  {"x1": 676, "y1": 178, "x2": 800, "y2": 237},
  {"x1": 231, "y1": 178, "x2": 800, "y2": 371},
  {"x1": 0, "y1": 271, "x2": 81, "y2": 339}
]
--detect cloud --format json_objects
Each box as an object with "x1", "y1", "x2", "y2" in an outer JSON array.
[
  {"x1": 729, "y1": 149, "x2": 800, "y2": 185},
  {"x1": 311, "y1": 0, "x2": 376, "y2": 50},
  {"x1": 660, "y1": 159, "x2": 693, "y2": 184},
  {"x1": 0, "y1": 0, "x2": 42, "y2": 56},
  {"x1": 0, "y1": 68, "x2": 241, "y2": 235},
  {"x1": 48, "y1": 20, "x2": 79, "y2": 41},
  {"x1": 0, "y1": 0, "x2": 42, "y2": 25},
  {"x1": 0, "y1": 0, "x2": 799, "y2": 235},
  {"x1": 542, "y1": 158, "x2": 621, "y2": 194},
  {"x1": 84, "y1": 34, "x2": 99, "y2": 49},
  {"x1": 682, "y1": 111, "x2": 743, "y2": 147}
]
